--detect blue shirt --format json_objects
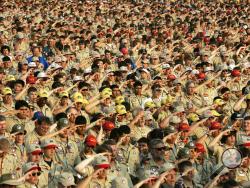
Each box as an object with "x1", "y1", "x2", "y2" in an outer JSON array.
[{"x1": 27, "y1": 56, "x2": 49, "y2": 70}]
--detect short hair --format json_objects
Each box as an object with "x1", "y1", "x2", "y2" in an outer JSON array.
[
  {"x1": 138, "y1": 137, "x2": 148, "y2": 144},
  {"x1": 103, "y1": 139, "x2": 116, "y2": 146},
  {"x1": 222, "y1": 180, "x2": 239, "y2": 188},
  {"x1": 65, "y1": 107, "x2": 77, "y2": 115},
  {"x1": 15, "y1": 100, "x2": 29, "y2": 110},
  {"x1": 95, "y1": 144, "x2": 112, "y2": 154},
  {"x1": 54, "y1": 113, "x2": 67, "y2": 122},
  {"x1": 14, "y1": 79, "x2": 25, "y2": 87},
  {"x1": 0, "y1": 115, "x2": 6, "y2": 122},
  {"x1": 178, "y1": 160, "x2": 193, "y2": 174},
  {"x1": 75, "y1": 116, "x2": 87, "y2": 125},
  {"x1": 27, "y1": 87, "x2": 37, "y2": 94},
  {"x1": 148, "y1": 139, "x2": 164, "y2": 149},
  {"x1": 244, "y1": 116, "x2": 250, "y2": 121},
  {"x1": 37, "y1": 116, "x2": 52, "y2": 125}
]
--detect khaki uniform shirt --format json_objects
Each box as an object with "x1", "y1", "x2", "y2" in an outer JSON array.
[
  {"x1": 0, "y1": 153, "x2": 19, "y2": 176},
  {"x1": 25, "y1": 130, "x2": 41, "y2": 145},
  {"x1": 130, "y1": 125, "x2": 151, "y2": 141},
  {"x1": 54, "y1": 137, "x2": 81, "y2": 167},
  {"x1": 117, "y1": 144, "x2": 140, "y2": 176},
  {"x1": 127, "y1": 94, "x2": 147, "y2": 110}
]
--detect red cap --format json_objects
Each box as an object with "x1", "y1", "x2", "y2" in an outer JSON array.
[
  {"x1": 231, "y1": 69, "x2": 241, "y2": 77},
  {"x1": 178, "y1": 123, "x2": 190, "y2": 131},
  {"x1": 195, "y1": 143, "x2": 206, "y2": 153},
  {"x1": 167, "y1": 74, "x2": 176, "y2": 80},
  {"x1": 44, "y1": 144, "x2": 57, "y2": 149},
  {"x1": 197, "y1": 72, "x2": 206, "y2": 80},
  {"x1": 26, "y1": 75, "x2": 37, "y2": 84},
  {"x1": 107, "y1": 28, "x2": 112, "y2": 33},
  {"x1": 203, "y1": 37, "x2": 210, "y2": 43},
  {"x1": 217, "y1": 37, "x2": 223, "y2": 43},
  {"x1": 96, "y1": 164, "x2": 110, "y2": 169},
  {"x1": 242, "y1": 142, "x2": 250, "y2": 147},
  {"x1": 102, "y1": 121, "x2": 115, "y2": 131},
  {"x1": 209, "y1": 121, "x2": 221, "y2": 130},
  {"x1": 121, "y1": 48, "x2": 128, "y2": 55},
  {"x1": 85, "y1": 135, "x2": 97, "y2": 147},
  {"x1": 31, "y1": 150, "x2": 43, "y2": 155}
]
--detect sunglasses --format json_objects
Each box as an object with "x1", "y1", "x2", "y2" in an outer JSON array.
[
  {"x1": 32, "y1": 172, "x2": 41, "y2": 177},
  {"x1": 153, "y1": 147, "x2": 166, "y2": 151}
]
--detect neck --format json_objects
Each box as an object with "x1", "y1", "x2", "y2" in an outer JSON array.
[{"x1": 44, "y1": 156, "x2": 52, "y2": 162}]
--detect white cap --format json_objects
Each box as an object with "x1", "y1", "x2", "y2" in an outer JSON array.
[
  {"x1": 37, "y1": 72, "x2": 48, "y2": 78},
  {"x1": 228, "y1": 64, "x2": 236, "y2": 71},
  {"x1": 28, "y1": 62, "x2": 37, "y2": 68},
  {"x1": 120, "y1": 66, "x2": 128, "y2": 72},
  {"x1": 84, "y1": 67, "x2": 92, "y2": 74},
  {"x1": 54, "y1": 56, "x2": 62, "y2": 63},
  {"x1": 162, "y1": 63, "x2": 170, "y2": 69},
  {"x1": 73, "y1": 76, "x2": 83, "y2": 82},
  {"x1": 191, "y1": 69, "x2": 199, "y2": 75}
]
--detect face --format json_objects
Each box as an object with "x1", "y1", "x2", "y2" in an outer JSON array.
[
  {"x1": 150, "y1": 143, "x2": 166, "y2": 160},
  {"x1": 28, "y1": 153, "x2": 42, "y2": 163},
  {"x1": 0, "y1": 120, "x2": 6, "y2": 135},
  {"x1": 37, "y1": 97, "x2": 47, "y2": 107},
  {"x1": 15, "y1": 133, "x2": 25, "y2": 144},
  {"x1": 138, "y1": 142, "x2": 148, "y2": 154},
  {"x1": 26, "y1": 169, "x2": 40, "y2": 185},
  {"x1": 68, "y1": 108, "x2": 78, "y2": 123},
  {"x1": 226, "y1": 135, "x2": 236, "y2": 146},
  {"x1": 17, "y1": 106, "x2": 30, "y2": 119},
  {"x1": 112, "y1": 88, "x2": 121, "y2": 97},
  {"x1": 134, "y1": 85, "x2": 142, "y2": 95},
  {"x1": 33, "y1": 48, "x2": 40, "y2": 56},
  {"x1": 165, "y1": 169, "x2": 176, "y2": 186},
  {"x1": 3, "y1": 94, "x2": 12, "y2": 104},
  {"x1": 29, "y1": 91, "x2": 37, "y2": 103},
  {"x1": 76, "y1": 126, "x2": 86, "y2": 135},
  {"x1": 36, "y1": 121, "x2": 50, "y2": 136},
  {"x1": 43, "y1": 147, "x2": 56, "y2": 159},
  {"x1": 243, "y1": 120, "x2": 250, "y2": 132},
  {"x1": 187, "y1": 85, "x2": 195, "y2": 95}
]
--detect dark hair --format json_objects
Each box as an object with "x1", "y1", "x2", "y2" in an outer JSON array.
[
  {"x1": 138, "y1": 137, "x2": 148, "y2": 144},
  {"x1": 15, "y1": 100, "x2": 29, "y2": 110},
  {"x1": 2, "y1": 56, "x2": 11, "y2": 62},
  {"x1": 103, "y1": 139, "x2": 116, "y2": 146},
  {"x1": 244, "y1": 116, "x2": 250, "y2": 121},
  {"x1": 75, "y1": 116, "x2": 87, "y2": 125},
  {"x1": 54, "y1": 113, "x2": 67, "y2": 122},
  {"x1": 27, "y1": 87, "x2": 37, "y2": 94},
  {"x1": 133, "y1": 81, "x2": 142, "y2": 88},
  {"x1": 222, "y1": 180, "x2": 239, "y2": 188},
  {"x1": 1, "y1": 45, "x2": 10, "y2": 54},
  {"x1": 0, "y1": 115, "x2": 6, "y2": 122},
  {"x1": 178, "y1": 160, "x2": 192, "y2": 174},
  {"x1": 37, "y1": 116, "x2": 52, "y2": 125},
  {"x1": 118, "y1": 125, "x2": 131, "y2": 135},
  {"x1": 14, "y1": 79, "x2": 25, "y2": 87},
  {"x1": 95, "y1": 144, "x2": 112, "y2": 153},
  {"x1": 109, "y1": 128, "x2": 121, "y2": 142}
]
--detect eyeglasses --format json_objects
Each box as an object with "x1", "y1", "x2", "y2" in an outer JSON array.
[
  {"x1": 32, "y1": 172, "x2": 41, "y2": 176},
  {"x1": 152, "y1": 147, "x2": 166, "y2": 151}
]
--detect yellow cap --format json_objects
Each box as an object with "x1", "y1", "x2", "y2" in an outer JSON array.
[
  {"x1": 102, "y1": 88, "x2": 112, "y2": 94},
  {"x1": 161, "y1": 95, "x2": 173, "y2": 105},
  {"x1": 101, "y1": 90, "x2": 112, "y2": 99},
  {"x1": 5, "y1": 75, "x2": 15, "y2": 82},
  {"x1": 115, "y1": 96, "x2": 125, "y2": 104},
  {"x1": 214, "y1": 99, "x2": 225, "y2": 106},
  {"x1": 38, "y1": 90, "x2": 49, "y2": 98},
  {"x1": 246, "y1": 94, "x2": 250, "y2": 100},
  {"x1": 72, "y1": 92, "x2": 83, "y2": 101},
  {"x1": 144, "y1": 101, "x2": 156, "y2": 108},
  {"x1": 59, "y1": 91, "x2": 69, "y2": 98},
  {"x1": 187, "y1": 113, "x2": 200, "y2": 122},
  {"x1": 115, "y1": 105, "x2": 127, "y2": 115},
  {"x1": 75, "y1": 98, "x2": 89, "y2": 105},
  {"x1": 2, "y1": 87, "x2": 12, "y2": 95},
  {"x1": 211, "y1": 110, "x2": 221, "y2": 117}
]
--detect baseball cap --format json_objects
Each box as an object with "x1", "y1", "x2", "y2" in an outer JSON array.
[
  {"x1": 72, "y1": 92, "x2": 83, "y2": 101},
  {"x1": 40, "y1": 139, "x2": 57, "y2": 149},
  {"x1": 161, "y1": 95, "x2": 173, "y2": 105},
  {"x1": 163, "y1": 125, "x2": 177, "y2": 135},
  {"x1": 28, "y1": 62, "x2": 37, "y2": 68},
  {"x1": 102, "y1": 121, "x2": 115, "y2": 131},
  {"x1": 85, "y1": 135, "x2": 97, "y2": 147},
  {"x1": 55, "y1": 172, "x2": 76, "y2": 187},
  {"x1": 209, "y1": 121, "x2": 222, "y2": 130},
  {"x1": 22, "y1": 162, "x2": 41, "y2": 174},
  {"x1": 162, "y1": 63, "x2": 171, "y2": 69},
  {"x1": 177, "y1": 147, "x2": 190, "y2": 159},
  {"x1": 38, "y1": 90, "x2": 49, "y2": 98},
  {"x1": 144, "y1": 100, "x2": 156, "y2": 109},
  {"x1": 73, "y1": 76, "x2": 83, "y2": 82},
  {"x1": 59, "y1": 91, "x2": 69, "y2": 98},
  {"x1": 57, "y1": 118, "x2": 69, "y2": 129},
  {"x1": 178, "y1": 123, "x2": 190, "y2": 131},
  {"x1": 37, "y1": 72, "x2": 48, "y2": 78},
  {"x1": 26, "y1": 75, "x2": 37, "y2": 84},
  {"x1": 115, "y1": 96, "x2": 125, "y2": 105},
  {"x1": 94, "y1": 155, "x2": 110, "y2": 169},
  {"x1": 26, "y1": 144, "x2": 42, "y2": 155},
  {"x1": 195, "y1": 143, "x2": 206, "y2": 153},
  {"x1": 32, "y1": 111, "x2": 44, "y2": 121},
  {"x1": 214, "y1": 98, "x2": 225, "y2": 106},
  {"x1": 174, "y1": 106, "x2": 185, "y2": 113},
  {"x1": 187, "y1": 113, "x2": 200, "y2": 122},
  {"x1": 2, "y1": 87, "x2": 12, "y2": 95},
  {"x1": 115, "y1": 105, "x2": 127, "y2": 115},
  {"x1": 5, "y1": 75, "x2": 15, "y2": 82},
  {"x1": 10, "y1": 124, "x2": 26, "y2": 135},
  {"x1": 0, "y1": 173, "x2": 22, "y2": 185},
  {"x1": 159, "y1": 162, "x2": 176, "y2": 173},
  {"x1": 75, "y1": 98, "x2": 89, "y2": 105}
]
